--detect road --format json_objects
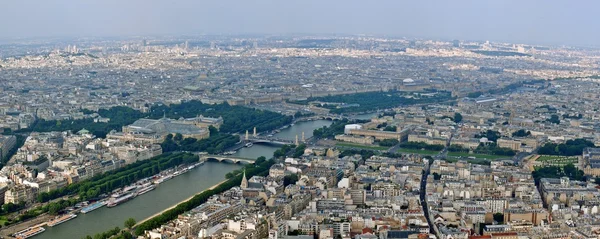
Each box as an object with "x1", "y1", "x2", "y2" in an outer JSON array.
[
  {"x1": 0, "y1": 213, "x2": 53, "y2": 238},
  {"x1": 419, "y1": 128, "x2": 455, "y2": 239},
  {"x1": 420, "y1": 164, "x2": 435, "y2": 237}
]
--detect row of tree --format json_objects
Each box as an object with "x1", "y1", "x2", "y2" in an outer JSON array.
[
  {"x1": 82, "y1": 226, "x2": 133, "y2": 239},
  {"x1": 26, "y1": 100, "x2": 292, "y2": 138},
  {"x1": 133, "y1": 157, "x2": 276, "y2": 235},
  {"x1": 448, "y1": 143, "x2": 515, "y2": 156},
  {"x1": 378, "y1": 139, "x2": 399, "y2": 147},
  {"x1": 273, "y1": 144, "x2": 297, "y2": 158},
  {"x1": 312, "y1": 119, "x2": 368, "y2": 139},
  {"x1": 148, "y1": 100, "x2": 292, "y2": 133},
  {"x1": 160, "y1": 127, "x2": 239, "y2": 154},
  {"x1": 296, "y1": 90, "x2": 454, "y2": 114},
  {"x1": 532, "y1": 163, "x2": 585, "y2": 183},
  {"x1": 473, "y1": 143, "x2": 516, "y2": 156},
  {"x1": 37, "y1": 153, "x2": 198, "y2": 203},
  {"x1": 399, "y1": 142, "x2": 445, "y2": 151},
  {"x1": 538, "y1": 138, "x2": 595, "y2": 156},
  {"x1": 29, "y1": 106, "x2": 145, "y2": 138}
]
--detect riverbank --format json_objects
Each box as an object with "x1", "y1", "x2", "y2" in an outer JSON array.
[
  {"x1": 134, "y1": 178, "x2": 228, "y2": 228},
  {"x1": 133, "y1": 157, "x2": 274, "y2": 235},
  {"x1": 0, "y1": 213, "x2": 52, "y2": 238},
  {"x1": 35, "y1": 162, "x2": 241, "y2": 239}
]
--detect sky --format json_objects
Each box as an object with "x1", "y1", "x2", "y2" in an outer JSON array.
[{"x1": 1, "y1": 0, "x2": 598, "y2": 46}]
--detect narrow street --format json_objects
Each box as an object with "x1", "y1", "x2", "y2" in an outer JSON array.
[
  {"x1": 420, "y1": 165, "x2": 435, "y2": 237},
  {"x1": 420, "y1": 129, "x2": 455, "y2": 238}
]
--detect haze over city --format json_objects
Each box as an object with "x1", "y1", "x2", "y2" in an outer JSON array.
[{"x1": 1, "y1": 0, "x2": 600, "y2": 46}]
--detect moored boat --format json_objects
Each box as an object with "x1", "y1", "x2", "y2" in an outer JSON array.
[
  {"x1": 47, "y1": 214, "x2": 77, "y2": 227},
  {"x1": 136, "y1": 184, "x2": 156, "y2": 196},
  {"x1": 80, "y1": 201, "x2": 106, "y2": 214},
  {"x1": 106, "y1": 192, "x2": 135, "y2": 208},
  {"x1": 14, "y1": 226, "x2": 45, "y2": 239}
]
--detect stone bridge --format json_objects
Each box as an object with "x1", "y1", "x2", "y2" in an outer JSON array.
[
  {"x1": 200, "y1": 155, "x2": 256, "y2": 164},
  {"x1": 248, "y1": 137, "x2": 295, "y2": 145}
]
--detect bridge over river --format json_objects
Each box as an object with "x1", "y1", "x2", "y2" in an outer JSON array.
[{"x1": 200, "y1": 154, "x2": 256, "y2": 164}]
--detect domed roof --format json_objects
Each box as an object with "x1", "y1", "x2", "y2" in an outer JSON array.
[{"x1": 403, "y1": 78, "x2": 415, "y2": 83}]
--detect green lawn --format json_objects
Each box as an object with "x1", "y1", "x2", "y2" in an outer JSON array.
[
  {"x1": 395, "y1": 148, "x2": 440, "y2": 155},
  {"x1": 0, "y1": 215, "x2": 8, "y2": 226},
  {"x1": 336, "y1": 142, "x2": 389, "y2": 151},
  {"x1": 447, "y1": 152, "x2": 509, "y2": 160},
  {"x1": 536, "y1": 155, "x2": 578, "y2": 166}
]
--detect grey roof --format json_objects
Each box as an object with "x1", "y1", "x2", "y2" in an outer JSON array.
[{"x1": 128, "y1": 118, "x2": 207, "y2": 135}]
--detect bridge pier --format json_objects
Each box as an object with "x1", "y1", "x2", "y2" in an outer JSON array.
[{"x1": 200, "y1": 155, "x2": 256, "y2": 164}]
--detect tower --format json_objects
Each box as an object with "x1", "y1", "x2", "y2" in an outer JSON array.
[
  {"x1": 253, "y1": 127, "x2": 257, "y2": 137},
  {"x1": 245, "y1": 130, "x2": 249, "y2": 141},
  {"x1": 295, "y1": 135, "x2": 299, "y2": 145},
  {"x1": 241, "y1": 169, "x2": 248, "y2": 189},
  {"x1": 302, "y1": 132, "x2": 305, "y2": 142}
]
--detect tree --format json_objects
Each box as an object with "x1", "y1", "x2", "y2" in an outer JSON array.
[
  {"x1": 432, "y1": 173, "x2": 441, "y2": 180},
  {"x1": 255, "y1": 156, "x2": 266, "y2": 165},
  {"x1": 174, "y1": 133, "x2": 183, "y2": 142},
  {"x1": 453, "y1": 113, "x2": 463, "y2": 123},
  {"x1": 512, "y1": 129, "x2": 531, "y2": 137},
  {"x1": 283, "y1": 174, "x2": 299, "y2": 186},
  {"x1": 379, "y1": 139, "x2": 399, "y2": 147},
  {"x1": 547, "y1": 114, "x2": 560, "y2": 124},
  {"x1": 48, "y1": 203, "x2": 62, "y2": 215},
  {"x1": 293, "y1": 144, "x2": 307, "y2": 158},
  {"x1": 125, "y1": 217, "x2": 136, "y2": 229},
  {"x1": 383, "y1": 125, "x2": 397, "y2": 132},
  {"x1": 467, "y1": 91, "x2": 483, "y2": 98},
  {"x1": 493, "y1": 213, "x2": 504, "y2": 224}
]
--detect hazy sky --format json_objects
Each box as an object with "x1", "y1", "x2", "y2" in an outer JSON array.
[{"x1": 1, "y1": 0, "x2": 598, "y2": 46}]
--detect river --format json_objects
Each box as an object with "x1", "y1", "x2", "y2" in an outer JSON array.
[
  {"x1": 36, "y1": 162, "x2": 242, "y2": 239},
  {"x1": 35, "y1": 119, "x2": 333, "y2": 239},
  {"x1": 275, "y1": 119, "x2": 332, "y2": 141}
]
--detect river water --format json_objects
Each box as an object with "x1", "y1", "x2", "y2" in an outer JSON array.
[{"x1": 35, "y1": 119, "x2": 333, "y2": 239}]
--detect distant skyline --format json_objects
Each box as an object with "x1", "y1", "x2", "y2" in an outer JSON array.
[{"x1": 1, "y1": 0, "x2": 598, "y2": 47}]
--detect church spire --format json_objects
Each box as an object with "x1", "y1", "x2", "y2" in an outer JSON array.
[{"x1": 241, "y1": 169, "x2": 248, "y2": 189}]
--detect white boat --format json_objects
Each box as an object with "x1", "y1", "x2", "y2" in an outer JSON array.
[
  {"x1": 80, "y1": 201, "x2": 106, "y2": 214},
  {"x1": 136, "y1": 184, "x2": 156, "y2": 196},
  {"x1": 14, "y1": 227, "x2": 45, "y2": 239},
  {"x1": 47, "y1": 214, "x2": 77, "y2": 227}
]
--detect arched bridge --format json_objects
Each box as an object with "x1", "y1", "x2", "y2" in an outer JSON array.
[
  {"x1": 249, "y1": 137, "x2": 295, "y2": 145},
  {"x1": 200, "y1": 155, "x2": 256, "y2": 164}
]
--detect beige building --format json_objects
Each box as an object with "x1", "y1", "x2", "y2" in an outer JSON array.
[
  {"x1": 349, "y1": 128, "x2": 409, "y2": 141},
  {"x1": 334, "y1": 135, "x2": 374, "y2": 145},
  {"x1": 497, "y1": 139, "x2": 521, "y2": 151},
  {"x1": 0, "y1": 135, "x2": 17, "y2": 160},
  {"x1": 4, "y1": 185, "x2": 36, "y2": 204},
  {"x1": 408, "y1": 134, "x2": 446, "y2": 146},
  {"x1": 503, "y1": 209, "x2": 548, "y2": 226}
]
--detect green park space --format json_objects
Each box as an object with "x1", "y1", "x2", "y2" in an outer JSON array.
[
  {"x1": 395, "y1": 148, "x2": 439, "y2": 155},
  {"x1": 536, "y1": 155, "x2": 579, "y2": 167}
]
